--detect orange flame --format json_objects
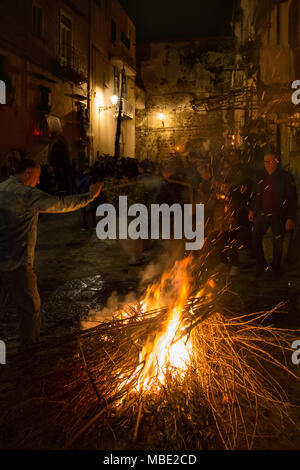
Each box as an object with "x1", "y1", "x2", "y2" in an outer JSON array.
[{"x1": 136, "y1": 257, "x2": 195, "y2": 390}]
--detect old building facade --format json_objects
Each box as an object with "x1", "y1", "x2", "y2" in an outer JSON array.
[
  {"x1": 90, "y1": 0, "x2": 136, "y2": 160},
  {"x1": 0, "y1": 0, "x2": 136, "y2": 177},
  {"x1": 233, "y1": 0, "x2": 300, "y2": 189},
  {"x1": 135, "y1": 37, "x2": 238, "y2": 161},
  {"x1": 134, "y1": 0, "x2": 300, "y2": 199}
]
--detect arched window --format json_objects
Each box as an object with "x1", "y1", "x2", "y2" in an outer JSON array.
[{"x1": 0, "y1": 80, "x2": 5, "y2": 104}]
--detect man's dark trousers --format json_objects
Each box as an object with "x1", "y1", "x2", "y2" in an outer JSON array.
[
  {"x1": 252, "y1": 212, "x2": 285, "y2": 270},
  {"x1": 1, "y1": 264, "x2": 40, "y2": 350}
]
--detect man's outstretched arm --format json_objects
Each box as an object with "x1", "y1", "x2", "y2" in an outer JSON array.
[{"x1": 28, "y1": 182, "x2": 104, "y2": 213}]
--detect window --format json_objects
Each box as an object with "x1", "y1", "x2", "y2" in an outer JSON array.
[
  {"x1": 111, "y1": 20, "x2": 116, "y2": 42},
  {"x1": 0, "y1": 80, "x2": 6, "y2": 104},
  {"x1": 60, "y1": 12, "x2": 72, "y2": 67},
  {"x1": 289, "y1": 0, "x2": 299, "y2": 47},
  {"x1": 276, "y1": 3, "x2": 281, "y2": 45},
  {"x1": 0, "y1": 56, "x2": 9, "y2": 105},
  {"x1": 32, "y1": 3, "x2": 42, "y2": 37},
  {"x1": 114, "y1": 67, "x2": 120, "y2": 95}
]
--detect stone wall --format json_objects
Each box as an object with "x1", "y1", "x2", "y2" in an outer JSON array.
[{"x1": 135, "y1": 38, "x2": 236, "y2": 161}]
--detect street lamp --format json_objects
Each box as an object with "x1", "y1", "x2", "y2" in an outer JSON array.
[
  {"x1": 98, "y1": 95, "x2": 119, "y2": 112},
  {"x1": 227, "y1": 130, "x2": 236, "y2": 147},
  {"x1": 158, "y1": 112, "x2": 165, "y2": 127},
  {"x1": 110, "y1": 95, "x2": 119, "y2": 106}
]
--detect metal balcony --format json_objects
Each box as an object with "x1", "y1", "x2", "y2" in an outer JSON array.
[
  {"x1": 114, "y1": 98, "x2": 134, "y2": 119},
  {"x1": 54, "y1": 43, "x2": 88, "y2": 85}
]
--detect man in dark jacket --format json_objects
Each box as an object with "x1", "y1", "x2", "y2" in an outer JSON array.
[{"x1": 248, "y1": 152, "x2": 297, "y2": 272}]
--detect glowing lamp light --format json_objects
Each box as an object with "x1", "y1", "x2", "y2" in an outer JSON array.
[
  {"x1": 158, "y1": 113, "x2": 164, "y2": 121},
  {"x1": 227, "y1": 132, "x2": 236, "y2": 146},
  {"x1": 110, "y1": 95, "x2": 119, "y2": 105}
]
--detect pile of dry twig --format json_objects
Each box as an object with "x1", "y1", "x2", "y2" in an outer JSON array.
[{"x1": 0, "y1": 281, "x2": 299, "y2": 450}]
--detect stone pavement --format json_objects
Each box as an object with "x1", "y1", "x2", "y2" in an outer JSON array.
[
  {"x1": 0, "y1": 211, "x2": 300, "y2": 451},
  {"x1": 0, "y1": 211, "x2": 165, "y2": 353},
  {"x1": 0, "y1": 210, "x2": 300, "y2": 354}
]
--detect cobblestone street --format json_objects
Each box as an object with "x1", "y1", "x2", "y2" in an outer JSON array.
[
  {"x1": 1, "y1": 210, "x2": 300, "y2": 450},
  {"x1": 2, "y1": 0, "x2": 300, "y2": 454},
  {"x1": 1, "y1": 209, "x2": 300, "y2": 357}
]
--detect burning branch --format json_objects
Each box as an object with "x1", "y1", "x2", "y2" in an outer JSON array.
[{"x1": 0, "y1": 257, "x2": 299, "y2": 450}]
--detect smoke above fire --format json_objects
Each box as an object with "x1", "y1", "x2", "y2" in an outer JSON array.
[{"x1": 81, "y1": 240, "x2": 188, "y2": 328}]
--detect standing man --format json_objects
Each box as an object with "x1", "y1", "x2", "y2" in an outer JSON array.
[
  {"x1": 248, "y1": 152, "x2": 297, "y2": 273},
  {"x1": 0, "y1": 159, "x2": 103, "y2": 351}
]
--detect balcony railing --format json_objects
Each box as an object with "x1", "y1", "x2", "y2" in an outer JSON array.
[
  {"x1": 54, "y1": 43, "x2": 88, "y2": 85},
  {"x1": 114, "y1": 98, "x2": 134, "y2": 119}
]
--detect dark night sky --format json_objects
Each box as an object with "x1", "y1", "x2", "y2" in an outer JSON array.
[{"x1": 119, "y1": 0, "x2": 234, "y2": 42}]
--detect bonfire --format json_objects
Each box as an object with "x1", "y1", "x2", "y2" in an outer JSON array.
[{"x1": 0, "y1": 255, "x2": 299, "y2": 450}]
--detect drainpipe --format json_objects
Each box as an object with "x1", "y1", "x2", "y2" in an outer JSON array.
[
  {"x1": 88, "y1": 0, "x2": 92, "y2": 163},
  {"x1": 114, "y1": 67, "x2": 125, "y2": 160}
]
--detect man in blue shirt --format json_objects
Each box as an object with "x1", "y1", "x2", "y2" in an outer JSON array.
[{"x1": 0, "y1": 159, "x2": 103, "y2": 351}]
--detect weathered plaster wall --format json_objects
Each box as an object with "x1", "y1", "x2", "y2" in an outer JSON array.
[
  {"x1": 0, "y1": 0, "x2": 88, "y2": 164},
  {"x1": 90, "y1": 0, "x2": 136, "y2": 160},
  {"x1": 135, "y1": 38, "x2": 236, "y2": 160},
  {"x1": 0, "y1": 0, "x2": 136, "y2": 166}
]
